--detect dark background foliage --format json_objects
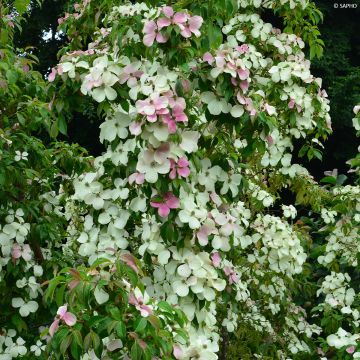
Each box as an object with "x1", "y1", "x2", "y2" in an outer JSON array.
[{"x1": 13, "y1": 0, "x2": 360, "y2": 179}]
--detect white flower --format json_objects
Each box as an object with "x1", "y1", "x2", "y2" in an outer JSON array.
[
  {"x1": 220, "y1": 173, "x2": 242, "y2": 197},
  {"x1": 8, "y1": 336, "x2": 27, "y2": 357},
  {"x1": 14, "y1": 151, "x2": 28, "y2": 161},
  {"x1": 12, "y1": 298, "x2": 38, "y2": 317},
  {"x1": 230, "y1": 105, "x2": 244, "y2": 118},
  {"x1": 321, "y1": 208, "x2": 337, "y2": 224},
  {"x1": 282, "y1": 205, "x2": 297, "y2": 219},
  {"x1": 94, "y1": 286, "x2": 109, "y2": 304},
  {"x1": 129, "y1": 192, "x2": 147, "y2": 212},
  {"x1": 197, "y1": 158, "x2": 225, "y2": 192},
  {"x1": 110, "y1": 139, "x2": 136, "y2": 166},
  {"x1": 16, "y1": 276, "x2": 41, "y2": 298},
  {"x1": 30, "y1": 340, "x2": 45, "y2": 356},
  {"x1": 33, "y1": 265, "x2": 43, "y2": 277},
  {"x1": 61, "y1": 57, "x2": 89, "y2": 78},
  {"x1": 326, "y1": 328, "x2": 359, "y2": 349},
  {"x1": 180, "y1": 131, "x2": 200, "y2": 153},
  {"x1": 172, "y1": 276, "x2": 197, "y2": 297},
  {"x1": 178, "y1": 195, "x2": 207, "y2": 229},
  {"x1": 136, "y1": 147, "x2": 170, "y2": 183},
  {"x1": 201, "y1": 91, "x2": 231, "y2": 115},
  {"x1": 99, "y1": 109, "x2": 132, "y2": 142}
]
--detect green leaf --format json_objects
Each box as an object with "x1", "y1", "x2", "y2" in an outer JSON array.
[
  {"x1": 11, "y1": 314, "x2": 28, "y2": 332},
  {"x1": 116, "y1": 321, "x2": 126, "y2": 338},
  {"x1": 110, "y1": 307, "x2": 123, "y2": 321},
  {"x1": 91, "y1": 331, "x2": 101, "y2": 350},
  {"x1": 60, "y1": 334, "x2": 72, "y2": 354},
  {"x1": 72, "y1": 330, "x2": 83, "y2": 347},
  {"x1": 208, "y1": 23, "x2": 223, "y2": 49},
  {"x1": 17, "y1": 113, "x2": 26, "y2": 125},
  {"x1": 320, "y1": 176, "x2": 336, "y2": 185},
  {"x1": 55, "y1": 284, "x2": 66, "y2": 307},
  {"x1": 14, "y1": 0, "x2": 31, "y2": 14},
  {"x1": 70, "y1": 341, "x2": 80, "y2": 359},
  {"x1": 131, "y1": 342, "x2": 142, "y2": 360},
  {"x1": 50, "y1": 122, "x2": 59, "y2": 138},
  {"x1": 157, "y1": 301, "x2": 174, "y2": 314},
  {"x1": 6, "y1": 69, "x2": 18, "y2": 84},
  {"x1": 57, "y1": 116, "x2": 68, "y2": 136},
  {"x1": 336, "y1": 174, "x2": 347, "y2": 186},
  {"x1": 135, "y1": 318, "x2": 147, "y2": 333},
  {"x1": 84, "y1": 333, "x2": 92, "y2": 351},
  {"x1": 312, "y1": 149, "x2": 322, "y2": 161}
]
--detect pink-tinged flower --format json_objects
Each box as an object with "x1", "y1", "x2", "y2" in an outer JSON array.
[
  {"x1": 150, "y1": 192, "x2": 179, "y2": 218},
  {"x1": 237, "y1": 94, "x2": 256, "y2": 116},
  {"x1": 180, "y1": 79, "x2": 192, "y2": 94},
  {"x1": 120, "y1": 253, "x2": 139, "y2": 273},
  {"x1": 180, "y1": 15, "x2": 203, "y2": 38},
  {"x1": 83, "y1": 74, "x2": 103, "y2": 91},
  {"x1": 162, "y1": 6, "x2": 175, "y2": 18},
  {"x1": 161, "y1": 114, "x2": 177, "y2": 133},
  {"x1": 231, "y1": 78, "x2": 238, "y2": 86},
  {"x1": 143, "y1": 20, "x2": 168, "y2": 47},
  {"x1": 161, "y1": 96, "x2": 188, "y2": 132},
  {"x1": 264, "y1": 103, "x2": 276, "y2": 116},
  {"x1": 215, "y1": 55, "x2": 226, "y2": 69},
  {"x1": 237, "y1": 44, "x2": 249, "y2": 54},
  {"x1": 57, "y1": 64, "x2": 63, "y2": 75},
  {"x1": 196, "y1": 221, "x2": 216, "y2": 246},
  {"x1": 129, "y1": 121, "x2": 143, "y2": 136},
  {"x1": 169, "y1": 157, "x2": 190, "y2": 179},
  {"x1": 288, "y1": 98, "x2": 302, "y2": 113},
  {"x1": 288, "y1": 98, "x2": 295, "y2": 109},
  {"x1": 211, "y1": 252, "x2": 221, "y2": 267},
  {"x1": 49, "y1": 304, "x2": 77, "y2": 337},
  {"x1": 173, "y1": 344, "x2": 183, "y2": 359},
  {"x1": 172, "y1": 103, "x2": 188, "y2": 122},
  {"x1": 128, "y1": 289, "x2": 153, "y2": 317},
  {"x1": 223, "y1": 266, "x2": 239, "y2": 284},
  {"x1": 57, "y1": 13, "x2": 70, "y2": 25},
  {"x1": 188, "y1": 16, "x2": 203, "y2": 37},
  {"x1": 240, "y1": 80, "x2": 249, "y2": 92},
  {"x1": 266, "y1": 135, "x2": 274, "y2": 146},
  {"x1": 203, "y1": 52, "x2": 214, "y2": 65},
  {"x1": 210, "y1": 191, "x2": 222, "y2": 206},
  {"x1": 129, "y1": 172, "x2": 145, "y2": 185},
  {"x1": 157, "y1": 7, "x2": 188, "y2": 29},
  {"x1": 12, "y1": 244, "x2": 32, "y2": 262},
  {"x1": 173, "y1": 12, "x2": 188, "y2": 24},
  {"x1": 136, "y1": 94, "x2": 169, "y2": 122},
  {"x1": 48, "y1": 68, "x2": 57, "y2": 82},
  {"x1": 119, "y1": 63, "x2": 143, "y2": 87},
  {"x1": 237, "y1": 68, "x2": 249, "y2": 80},
  {"x1": 346, "y1": 346, "x2": 355, "y2": 354}
]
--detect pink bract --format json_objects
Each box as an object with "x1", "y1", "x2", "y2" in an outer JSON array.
[
  {"x1": 49, "y1": 304, "x2": 76, "y2": 337},
  {"x1": 150, "y1": 192, "x2": 180, "y2": 218},
  {"x1": 211, "y1": 252, "x2": 221, "y2": 267}
]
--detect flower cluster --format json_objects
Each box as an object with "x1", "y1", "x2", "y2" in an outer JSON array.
[
  {"x1": 2, "y1": 0, "x2": 359, "y2": 359},
  {"x1": 143, "y1": 6, "x2": 203, "y2": 47}
]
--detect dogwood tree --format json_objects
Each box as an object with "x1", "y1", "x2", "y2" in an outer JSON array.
[{"x1": 1, "y1": 0, "x2": 359, "y2": 359}]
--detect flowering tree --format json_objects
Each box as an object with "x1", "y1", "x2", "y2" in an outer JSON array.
[{"x1": 0, "y1": 0, "x2": 359, "y2": 359}]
